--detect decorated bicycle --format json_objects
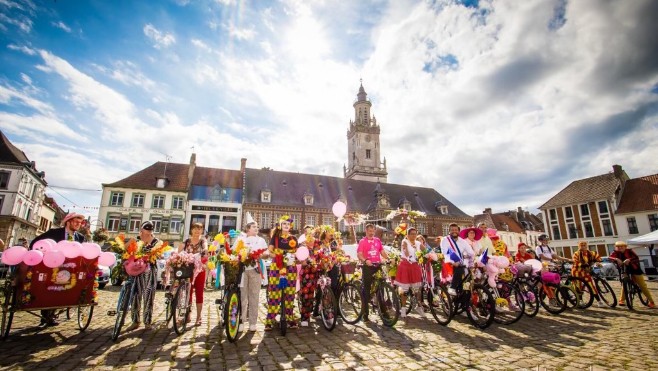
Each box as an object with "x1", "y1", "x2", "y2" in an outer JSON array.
[{"x1": 1, "y1": 240, "x2": 114, "y2": 339}]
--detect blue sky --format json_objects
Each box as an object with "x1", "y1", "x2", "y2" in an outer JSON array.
[{"x1": 1, "y1": 0, "x2": 657, "y2": 222}]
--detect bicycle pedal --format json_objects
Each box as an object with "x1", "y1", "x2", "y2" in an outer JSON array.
[
  {"x1": 215, "y1": 299, "x2": 224, "y2": 305},
  {"x1": 107, "y1": 310, "x2": 116, "y2": 316}
]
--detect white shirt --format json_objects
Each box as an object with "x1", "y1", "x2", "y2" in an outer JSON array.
[
  {"x1": 536, "y1": 244, "x2": 554, "y2": 261},
  {"x1": 401, "y1": 238, "x2": 422, "y2": 263},
  {"x1": 440, "y1": 235, "x2": 475, "y2": 267},
  {"x1": 242, "y1": 235, "x2": 267, "y2": 269}
]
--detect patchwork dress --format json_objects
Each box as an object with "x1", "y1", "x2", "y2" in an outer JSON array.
[{"x1": 265, "y1": 234, "x2": 298, "y2": 326}]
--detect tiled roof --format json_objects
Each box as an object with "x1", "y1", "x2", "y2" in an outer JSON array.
[
  {"x1": 540, "y1": 173, "x2": 620, "y2": 209},
  {"x1": 616, "y1": 174, "x2": 658, "y2": 214},
  {"x1": 475, "y1": 209, "x2": 545, "y2": 233},
  {"x1": 103, "y1": 162, "x2": 190, "y2": 192},
  {"x1": 192, "y1": 166, "x2": 242, "y2": 188},
  {"x1": 244, "y1": 168, "x2": 471, "y2": 218},
  {"x1": 0, "y1": 130, "x2": 29, "y2": 164}
]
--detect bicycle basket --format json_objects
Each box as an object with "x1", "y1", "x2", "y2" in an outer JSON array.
[{"x1": 174, "y1": 264, "x2": 194, "y2": 279}]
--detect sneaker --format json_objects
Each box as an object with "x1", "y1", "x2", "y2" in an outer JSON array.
[
  {"x1": 447, "y1": 288, "x2": 457, "y2": 296},
  {"x1": 264, "y1": 324, "x2": 272, "y2": 331},
  {"x1": 414, "y1": 306, "x2": 425, "y2": 316},
  {"x1": 400, "y1": 308, "x2": 407, "y2": 318},
  {"x1": 300, "y1": 321, "x2": 309, "y2": 327},
  {"x1": 618, "y1": 301, "x2": 626, "y2": 306},
  {"x1": 249, "y1": 325, "x2": 257, "y2": 332},
  {"x1": 238, "y1": 324, "x2": 244, "y2": 332},
  {"x1": 126, "y1": 322, "x2": 141, "y2": 331},
  {"x1": 649, "y1": 302, "x2": 656, "y2": 309},
  {"x1": 596, "y1": 301, "x2": 606, "y2": 308}
]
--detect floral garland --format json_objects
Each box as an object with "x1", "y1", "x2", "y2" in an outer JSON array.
[
  {"x1": 385, "y1": 208, "x2": 427, "y2": 223},
  {"x1": 338, "y1": 213, "x2": 369, "y2": 226}
]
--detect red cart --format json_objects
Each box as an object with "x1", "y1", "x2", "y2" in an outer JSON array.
[{"x1": 1, "y1": 257, "x2": 100, "y2": 339}]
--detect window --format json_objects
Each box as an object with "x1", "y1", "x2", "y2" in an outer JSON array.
[
  {"x1": 568, "y1": 224, "x2": 578, "y2": 239},
  {"x1": 129, "y1": 217, "x2": 141, "y2": 232},
  {"x1": 108, "y1": 216, "x2": 120, "y2": 232},
  {"x1": 580, "y1": 204, "x2": 590, "y2": 217},
  {"x1": 549, "y1": 209, "x2": 557, "y2": 220},
  {"x1": 39, "y1": 216, "x2": 50, "y2": 231},
  {"x1": 583, "y1": 222, "x2": 594, "y2": 238},
  {"x1": 442, "y1": 224, "x2": 450, "y2": 237},
  {"x1": 649, "y1": 214, "x2": 658, "y2": 232},
  {"x1": 306, "y1": 215, "x2": 316, "y2": 227},
  {"x1": 602, "y1": 219, "x2": 614, "y2": 236},
  {"x1": 598, "y1": 201, "x2": 609, "y2": 214},
  {"x1": 152, "y1": 195, "x2": 165, "y2": 209},
  {"x1": 0, "y1": 195, "x2": 4, "y2": 213},
  {"x1": 627, "y1": 217, "x2": 639, "y2": 234},
  {"x1": 440, "y1": 205, "x2": 448, "y2": 215},
  {"x1": 304, "y1": 194, "x2": 314, "y2": 206},
  {"x1": 131, "y1": 193, "x2": 145, "y2": 208},
  {"x1": 151, "y1": 216, "x2": 162, "y2": 233},
  {"x1": 418, "y1": 223, "x2": 426, "y2": 234},
  {"x1": 366, "y1": 149, "x2": 371, "y2": 159},
  {"x1": 0, "y1": 171, "x2": 9, "y2": 189},
  {"x1": 261, "y1": 191, "x2": 271, "y2": 203},
  {"x1": 323, "y1": 215, "x2": 334, "y2": 226},
  {"x1": 260, "y1": 212, "x2": 272, "y2": 229},
  {"x1": 172, "y1": 196, "x2": 184, "y2": 210},
  {"x1": 110, "y1": 192, "x2": 124, "y2": 206},
  {"x1": 565, "y1": 206, "x2": 573, "y2": 219},
  {"x1": 552, "y1": 225, "x2": 561, "y2": 240},
  {"x1": 170, "y1": 219, "x2": 182, "y2": 234},
  {"x1": 30, "y1": 184, "x2": 38, "y2": 200}
]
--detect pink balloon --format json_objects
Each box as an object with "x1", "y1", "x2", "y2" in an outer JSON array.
[
  {"x1": 32, "y1": 240, "x2": 52, "y2": 252},
  {"x1": 43, "y1": 249, "x2": 66, "y2": 268},
  {"x1": 98, "y1": 252, "x2": 117, "y2": 267},
  {"x1": 62, "y1": 241, "x2": 82, "y2": 259},
  {"x1": 55, "y1": 240, "x2": 69, "y2": 251},
  {"x1": 1, "y1": 246, "x2": 27, "y2": 265},
  {"x1": 22, "y1": 250, "x2": 44, "y2": 266},
  {"x1": 295, "y1": 246, "x2": 310, "y2": 261},
  {"x1": 81, "y1": 243, "x2": 101, "y2": 259},
  {"x1": 332, "y1": 201, "x2": 347, "y2": 218}
]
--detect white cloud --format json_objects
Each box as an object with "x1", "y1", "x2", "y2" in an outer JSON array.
[
  {"x1": 191, "y1": 38, "x2": 212, "y2": 52},
  {"x1": 143, "y1": 23, "x2": 176, "y2": 49},
  {"x1": 51, "y1": 20, "x2": 71, "y2": 33},
  {"x1": 0, "y1": 13, "x2": 32, "y2": 32},
  {"x1": 227, "y1": 23, "x2": 256, "y2": 41},
  {"x1": 7, "y1": 43, "x2": 37, "y2": 55}
]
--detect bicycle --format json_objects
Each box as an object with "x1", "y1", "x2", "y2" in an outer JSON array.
[
  {"x1": 490, "y1": 276, "x2": 525, "y2": 326},
  {"x1": 336, "y1": 261, "x2": 363, "y2": 324},
  {"x1": 316, "y1": 272, "x2": 337, "y2": 331},
  {"x1": 110, "y1": 275, "x2": 138, "y2": 341},
  {"x1": 214, "y1": 262, "x2": 244, "y2": 342},
  {"x1": 165, "y1": 264, "x2": 193, "y2": 335},
  {"x1": 401, "y1": 261, "x2": 452, "y2": 326},
  {"x1": 615, "y1": 263, "x2": 650, "y2": 310},
  {"x1": 511, "y1": 266, "x2": 540, "y2": 318},
  {"x1": 363, "y1": 262, "x2": 400, "y2": 327},
  {"x1": 558, "y1": 263, "x2": 594, "y2": 309},
  {"x1": 533, "y1": 270, "x2": 568, "y2": 315},
  {"x1": 447, "y1": 266, "x2": 495, "y2": 329},
  {"x1": 590, "y1": 265, "x2": 617, "y2": 308}
]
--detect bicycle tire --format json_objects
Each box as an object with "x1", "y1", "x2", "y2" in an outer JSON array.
[
  {"x1": 77, "y1": 305, "x2": 93, "y2": 331},
  {"x1": 338, "y1": 283, "x2": 363, "y2": 324},
  {"x1": 224, "y1": 288, "x2": 241, "y2": 342},
  {"x1": 377, "y1": 282, "x2": 400, "y2": 327},
  {"x1": 594, "y1": 277, "x2": 617, "y2": 308},
  {"x1": 624, "y1": 278, "x2": 635, "y2": 310},
  {"x1": 493, "y1": 282, "x2": 524, "y2": 325},
  {"x1": 164, "y1": 292, "x2": 174, "y2": 326},
  {"x1": 428, "y1": 285, "x2": 452, "y2": 326},
  {"x1": 466, "y1": 283, "x2": 495, "y2": 329},
  {"x1": 539, "y1": 283, "x2": 566, "y2": 314},
  {"x1": 1, "y1": 281, "x2": 15, "y2": 340},
  {"x1": 571, "y1": 277, "x2": 594, "y2": 309},
  {"x1": 172, "y1": 280, "x2": 191, "y2": 335},
  {"x1": 320, "y1": 287, "x2": 337, "y2": 331},
  {"x1": 517, "y1": 282, "x2": 539, "y2": 318},
  {"x1": 111, "y1": 282, "x2": 131, "y2": 341}
]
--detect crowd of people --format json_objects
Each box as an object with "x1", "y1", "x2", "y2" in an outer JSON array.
[{"x1": 10, "y1": 213, "x2": 657, "y2": 333}]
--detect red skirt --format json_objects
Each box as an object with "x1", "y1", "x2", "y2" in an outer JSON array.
[{"x1": 394, "y1": 260, "x2": 423, "y2": 290}]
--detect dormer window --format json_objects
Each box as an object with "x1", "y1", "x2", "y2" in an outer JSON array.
[
  {"x1": 440, "y1": 205, "x2": 448, "y2": 215},
  {"x1": 261, "y1": 190, "x2": 271, "y2": 203},
  {"x1": 304, "y1": 194, "x2": 314, "y2": 206},
  {"x1": 156, "y1": 177, "x2": 168, "y2": 189}
]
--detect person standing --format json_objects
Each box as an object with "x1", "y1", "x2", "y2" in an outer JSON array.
[
  {"x1": 179, "y1": 222, "x2": 208, "y2": 326},
  {"x1": 357, "y1": 224, "x2": 388, "y2": 322},
  {"x1": 609, "y1": 241, "x2": 656, "y2": 308},
  {"x1": 265, "y1": 216, "x2": 299, "y2": 330},
  {"x1": 395, "y1": 227, "x2": 424, "y2": 317},
  {"x1": 240, "y1": 221, "x2": 268, "y2": 331},
  {"x1": 440, "y1": 224, "x2": 474, "y2": 296},
  {"x1": 29, "y1": 212, "x2": 86, "y2": 326},
  {"x1": 126, "y1": 221, "x2": 160, "y2": 331}
]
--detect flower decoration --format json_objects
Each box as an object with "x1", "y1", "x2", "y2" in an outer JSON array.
[
  {"x1": 166, "y1": 252, "x2": 196, "y2": 268},
  {"x1": 385, "y1": 208, "x2": 427, "y2": 223},
  {"x1": 278, "y1": 215, "x2": 294, "y2": 228},
  {"x1": 338, "y1": 213, "x2": 369, "y2": 226},
  {"x1": 288, "y1": 239, "x2": 297, "y2": 248},
  {"x1": 214, "y1": 233, "x2": 226, "y2": 244}
]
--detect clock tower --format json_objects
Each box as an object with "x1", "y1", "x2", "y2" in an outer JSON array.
[{"x1": 344, "y1": 81, "x2": 388, "y2": 183}]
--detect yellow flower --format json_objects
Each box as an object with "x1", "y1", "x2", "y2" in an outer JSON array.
[{"x1": 207, "y1": 261, "x2": 216, "y2": 270}]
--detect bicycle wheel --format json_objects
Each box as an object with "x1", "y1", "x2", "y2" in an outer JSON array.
[
  {"x1": 377, "y1": 282, "x2": 400, "y2": 327},
  {"x1": 172, "y1": 280, "x2": 191, "y2": 335},
  {"x1": 164, "y1": 291, "x2": 174, "y2": 326},
  {"x1": 428, "y1": 285, "x2": 452, "y2": 326},
  {"x1": 571, "y1": 277, "x2": 594, "y2": 309},
  {"x1": 1, "y1": 282, "x2": 15, "y2": 340},
  {"x1": 638, "y1": 287, "x2": 650, "y2": 307},
  {"x1": 466, "y1": 283, "x2": 495, "y2": 329},
  {"x1": 111, "y1": 282, "x2": 131, "y2": 341},
  {"x1": 518, "y1": 282, "x2": 539, "y2": 318},
  {"x1": 338, "y1": 283, "x2": 362, "y2": 324},
  {"x1": 279, "y1": 293, "x2": 287, "y2": 336},
  {"x1": 594, "y1": 278, "x2": 617, "y2": 308},
  {"x1": 624, "y1": 279, "x2": 635, "y2": 310},
  {"x1": 320, "y1": 287, "x2": 337, "y2": 331},
  {"x1": 539, "y1": 284, "x2": 566, "y2": 314},
  {"x1": 224, "y1": 288, "x2": 241, "y2": 342},
  {"x1": 77, "y1": 305, "x2": 93, "y2": 331},
  {"x1": 560, "y1": 284, "x2": 579, "y2": 310},
  {"x1": 493, "y1": 282, "x2": 524, "y2": 325}
]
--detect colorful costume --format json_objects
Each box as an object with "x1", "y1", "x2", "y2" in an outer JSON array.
[
  {"x1": 298, "y1": 243, "x2": 320, "y2": 322},
  {"x1": 131, "y1": 238, "x2": 159, "y2": 326},
  {"x1": 571, "y1": 249, "x2": 601, "y2": 295},
  {"x1": 492, "y1": 239, "x2": 513, "y2": 282},
  {"x1": 265, "y1": 234, "x2": 298, "y2": 327},
  {"x1": 610, "y1": 248, "x2": 655, "y2": 305}
]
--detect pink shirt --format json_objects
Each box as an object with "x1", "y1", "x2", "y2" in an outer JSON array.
[{"x1": 357, "y1": 237, "x2": 383, "y2": 264}]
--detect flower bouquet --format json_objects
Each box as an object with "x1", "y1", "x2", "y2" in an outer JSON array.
[
  {"x1": 386, "y1": 248, "x2": 401, "y2": 278},
  {"x1": 166, "y1": 252, "x2": 196, "y2": 280}
]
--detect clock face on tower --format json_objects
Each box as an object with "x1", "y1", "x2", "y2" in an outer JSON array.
[{"x1": 365, "y1": 135, "x2": 372, "y2": 143}]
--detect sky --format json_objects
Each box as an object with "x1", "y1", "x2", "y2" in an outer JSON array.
[{"x1": 1, "y1": 0, "x2": 657, "y2": 223}]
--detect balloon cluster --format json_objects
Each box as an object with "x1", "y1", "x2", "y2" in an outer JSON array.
[{"x1": 1, "y1": 239, "x2": 116, "y2": 268}]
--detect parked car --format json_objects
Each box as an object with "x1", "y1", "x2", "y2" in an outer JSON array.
[
  {"x1": 97, "y1": 264, "x2": 110, "y2": 289},
  {"x1": 598, "y1": 257, "x2": 619, "y2": 279}
]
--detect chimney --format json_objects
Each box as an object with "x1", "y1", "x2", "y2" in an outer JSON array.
[
  {"x1": 483, "y1": 208, "x2": 492, "y2": 214},
  {"x1": 240, "y1": 158, "x2": 246, "y2": 173},
  {"x1": 187, "y1": 153, "x2": 196, "y2": 191},
  {"x1": 612, "y1": 164, "x2": 623, "y2": 179}
]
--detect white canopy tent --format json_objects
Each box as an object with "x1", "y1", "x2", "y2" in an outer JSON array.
[{"x1": 628, "y1": 229, "x2": 658, "y2": 245}]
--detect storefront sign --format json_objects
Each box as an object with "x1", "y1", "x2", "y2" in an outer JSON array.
[{"x1": 191, "y1": 206, "x2": 239, "y2": 212}]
